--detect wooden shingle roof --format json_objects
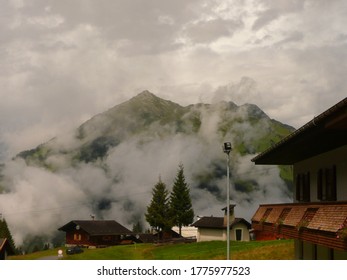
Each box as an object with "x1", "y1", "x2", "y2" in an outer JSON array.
[
  {"x1": 308, "y1": 205, "x2": 347, "y2": 232},
  {"x1": 192, "y1": 217, "x2": 251, "y2": 229},
  {"x1": 192, "y1": 217, "x2": 224, "y2": 229},
  {"x1": 284, "y1": 206, "x2": 307, "y2": 227},
  {"x1": 58, "y1": 220, "x2": 133, "y2": 236},
  {"x1": 252, "y1": 202, "x2": 347, "y2": 233}
]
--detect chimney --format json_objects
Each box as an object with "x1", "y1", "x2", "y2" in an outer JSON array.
[{"x1": 222, "y1": 205, "x2": 236, "y2": 227}]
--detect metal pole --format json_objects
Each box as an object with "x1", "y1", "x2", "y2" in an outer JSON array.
[
  {"x1": 226, "y1": 152, "x2": 230, "y2": 260},
  {"x1": 223, "y1": 142, "x2": 232, "y2": 260}
]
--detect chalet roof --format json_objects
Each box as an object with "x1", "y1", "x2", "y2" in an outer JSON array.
[
  {"x1": 252, "y1": 97, "x2": 347, "y2": 164},
  {"x1": 252, "y1": 202, "x2": 347, "y2": 233},
  {"x1": 136, "y1": 233, "x2": 156, "y2": 243},
  {"x1": 0, "y1": 238, "x2": 15, "y2": 256},
  {"x1": 0, "y1": 238, "x2": 6, "y2": 251},
  {"x1": 192, "y1": 217, "x2": 224, "y2": 229},
  {"x1": 58, "y1": 220, "x2": 133, "y2": 236},
  {"x1": 192, "y1": 217, "x2": 251, "y2": 229}
]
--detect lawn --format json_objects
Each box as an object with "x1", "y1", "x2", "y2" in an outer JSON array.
[
  {"x1": 9, "y1": 239, "x2": 294, "y2": 260},
  {"x1": 147, "y1": 239, "x2": 294, "y2": 260}
]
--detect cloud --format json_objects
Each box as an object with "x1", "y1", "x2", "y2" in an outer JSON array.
[
  {"x1": 212, "y1": 76, "x2": 260, "y2": 105},
  {"x1": 2, "y1": 0, "x2": 347, "y2": 159},
  {"x1": 0, "y1": 100, "x2": 293, "y2": 246},
  {"x1": 184, "y1": 18, "x2": 243, "y2": 44},
  {"x1": 252, "y1": 0, "x2": 306, "y2": 31},
  {"x1": 273, "y1": 31, "x2": 304, "y2": 47},
  {"x1": 0, "y1": 159, "x2": 89, "y2": 244},
  {"x1": 1, "y1": 0, "x2": 347, "y2": 246}
]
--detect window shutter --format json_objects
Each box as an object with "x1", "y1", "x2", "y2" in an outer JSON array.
[
  {"x1": 303, "y1": 172, "x2": 310, "y2": 202},
  {"x1": 325, "y1": 168, "x2": 330, "y2": 197},
  {"x1": 325, "y1": 166, "x2": 337, "y2": 201},
  {"x1": 296, "y1": 174, "x2": 301, "y2": 201},
  {"x1": 317, "y1": 169, "x2": 322, "y2": 200},
  {"x1": 331, "y1": 165, "x2": 337, "y2": 201}
]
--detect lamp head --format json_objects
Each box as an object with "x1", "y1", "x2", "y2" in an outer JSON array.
[{"x1": 223, "y1": 142, "x2": 232, "y2": 154}]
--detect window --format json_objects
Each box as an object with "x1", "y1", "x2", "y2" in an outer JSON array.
[
  {"x1": 260, "y1": 208, "x2": 273, "y2": 223},
  {"x1": 297, "y1": 208, "x2": 318, "y2": 231},
  {"x1": 317, "y1": 166, "x2": 336, "y2": 201},
  {"x1": 302, "y1": 208, "x2": 318, "y2": 222},
  {"x1": 278, "y1": 208, "x2": 291, "y2": 223},
  {"x1": 296, "y1": 172, "x2": 310, "y2": 202},
  {"x1": 73, "y1": 233, "x2": 82, "y2": 241}
]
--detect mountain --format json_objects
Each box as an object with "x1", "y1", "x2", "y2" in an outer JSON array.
[
  {"x1": 1, "y1": 90, "x2": 295, "y2": 249},
  {"x1": 17, "y1": 89, "x2": 295, "y2": 203},
  {"x1": 18, "y1": 91, "x2": 293, "y2": 168}
]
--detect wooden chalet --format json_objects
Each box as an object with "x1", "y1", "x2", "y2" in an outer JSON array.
[
  {"x1": 252, "y1": 97, "x2": 347, "y2": 260},
  {"x1": 192, "y1": 205, "x2": 251, "y2": 242},
  {"x1": 0, "y1": 238, "x2": 15, "y2": 260},
  {"x1": 58, "y1": 220, "x2": 134, "y2": 247}
]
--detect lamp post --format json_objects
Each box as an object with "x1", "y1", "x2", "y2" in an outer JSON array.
[{"x1": 223, "y1": 142, "x2": 232, "y2": 260}]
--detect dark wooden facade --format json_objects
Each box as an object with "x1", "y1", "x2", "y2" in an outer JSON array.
[
  {"x1": 58, "y1": 220, "x2": 134, "y2": 247},
  {"x1": 0, "y1": 238, "x2": 15, "y2": 260}
]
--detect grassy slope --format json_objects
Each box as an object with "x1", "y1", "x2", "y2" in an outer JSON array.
[{"x1": 9, "y1": 239, "x2": 294, "y2": 260}]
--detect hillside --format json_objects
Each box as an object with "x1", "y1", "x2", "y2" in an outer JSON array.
[
  {"x1": 18, "y1": 90, "x2": 294, "y2": 169},
  {"x1": 16, "y1": 91, "x2": 294, "y2": 201},
  {"x1": 1, "y1": 90, "x2": 294, "y2": 251}
]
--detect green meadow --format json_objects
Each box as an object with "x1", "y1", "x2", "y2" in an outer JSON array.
[{"x1": 9, "y1": 239, "x2": 294, "y2": 260}]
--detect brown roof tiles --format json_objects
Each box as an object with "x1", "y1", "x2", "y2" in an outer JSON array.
[{"x1": 252, "y1": 202, "x2": 347, "y2": 233}]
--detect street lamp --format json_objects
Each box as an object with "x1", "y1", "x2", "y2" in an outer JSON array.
[{"x1": 223, "y1": 142, "x2": 232, "y2": 260}]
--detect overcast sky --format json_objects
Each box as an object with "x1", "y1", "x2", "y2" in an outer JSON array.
[{"x1": 1, "y1": 0, "x2": 347, "y2": 160}]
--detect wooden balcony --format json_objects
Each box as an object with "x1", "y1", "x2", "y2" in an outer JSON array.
[{"x1": 251, "y1": 202, "x2": 347, "y2": 251}]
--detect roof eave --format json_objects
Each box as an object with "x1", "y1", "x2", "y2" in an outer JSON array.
[{"x1": 252, "y1": 97, "x2": 347, "y2": 165}]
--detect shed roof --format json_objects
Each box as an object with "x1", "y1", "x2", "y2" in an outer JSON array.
[
  {"x1": 252, "y1": 97, "x2": 347, "y2": 164},
  {"x1": 58, "y1": 220, "x2": 133, "y2": 236},
  {"x1": 252, "y1": 202, "x2": 347, "y2": 233}
]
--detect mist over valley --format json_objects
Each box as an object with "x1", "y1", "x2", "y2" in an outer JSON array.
[{"x1": 0, "y1": 91, "x2": 294, "y2": 250}]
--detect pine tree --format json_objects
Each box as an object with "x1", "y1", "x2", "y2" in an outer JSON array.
[
  {"x1": 0, "y1": 217, "x2": 16, "y2": 253},
  {"x1": 132, "y1": 220, "x2": 143, "y2": 233},
  {"x1": 145, "y1": 178, "x2": 172, "y2": 234},
  {"x1": 170, "y1": 164, "x2": 194, "y2": 236}
]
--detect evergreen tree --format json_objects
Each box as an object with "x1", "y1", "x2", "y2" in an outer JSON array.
[
  {"x1": 132, "y1": 220, "x2": 143, "y2": 233},
  {"x1": 170, "y1": 164, "x2": 194, "y2": 236},
  {"x1": 0, "y1": 216, "x2": 16, "y2": 253},
  {"x1": 145, "y1": 178, "x2": 172, "y2": 234},
  {"x1": 43, "y1": 243, "x2": 50, "y2": 250}
]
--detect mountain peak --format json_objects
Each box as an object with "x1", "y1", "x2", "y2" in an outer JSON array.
[
  {"x1": 133, "y1": 90, "x2": 158, "y2": 100},
  {"x1": 126, "y1": 90, "x2": 183, "y2": 111},
  {"x1": 125, "y1": 90, "x2": 169, "y2": 107}
]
